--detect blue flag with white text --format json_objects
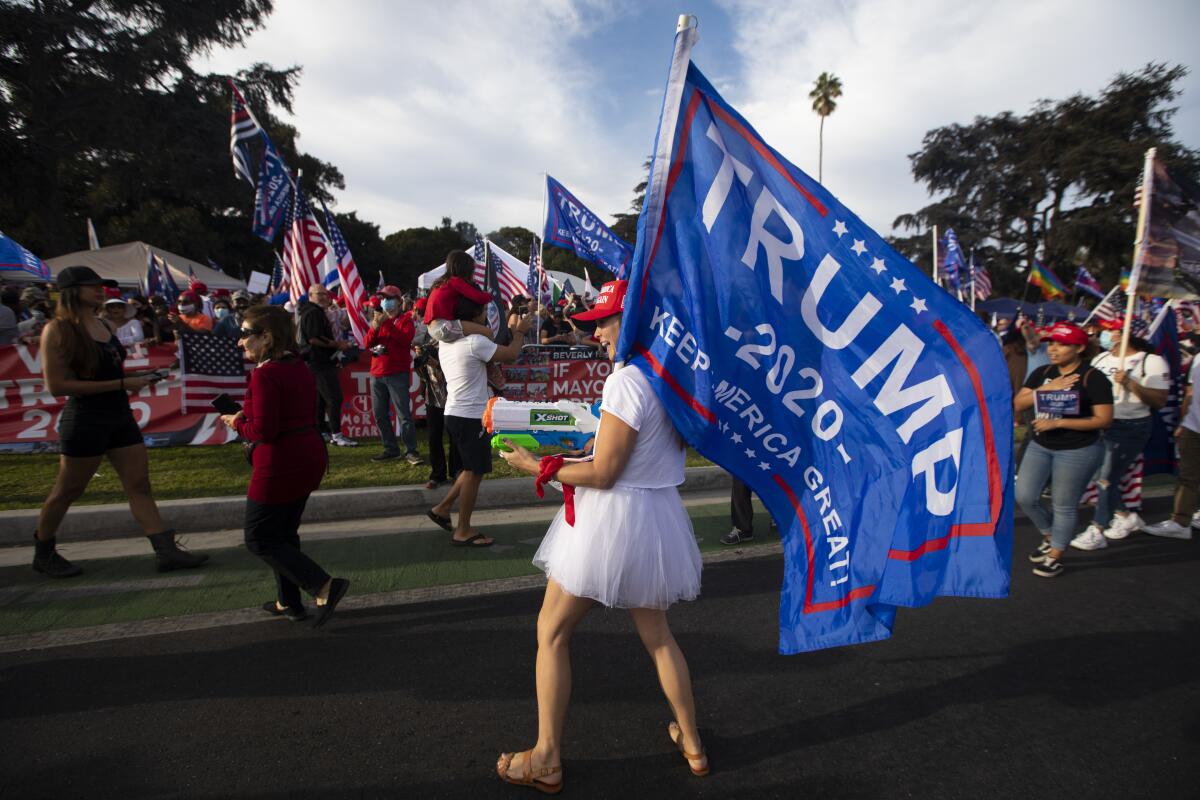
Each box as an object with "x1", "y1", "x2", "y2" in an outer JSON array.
[
  {"x1": 252, "y1": 139, "x2": 293, "y2": 243},
  {"x1": 543, "y1": 175, "x2": 634, "y2": 279},
  {"x1": 617, "y1": 35, "x2": 1013, "y2": 653},
  {"x1": 0, "y1": 229, "x2": 51, "y2": 280}
]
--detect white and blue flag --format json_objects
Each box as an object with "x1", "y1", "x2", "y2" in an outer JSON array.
[{"x1": 617, "y1": 27, "x2": 1013, "y2": 653}]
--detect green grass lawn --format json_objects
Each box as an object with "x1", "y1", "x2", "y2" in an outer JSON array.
[
  {"x1": 0, "y1": 428, "x2": 713, "y2": 510},
  {"x1": 0, "y1": 500, "x2": 776, "y2": 636}
]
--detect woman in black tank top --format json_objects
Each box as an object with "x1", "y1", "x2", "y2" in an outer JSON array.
[{"x1": 32, "y1": 266, "x2": 208, "y2": 579}]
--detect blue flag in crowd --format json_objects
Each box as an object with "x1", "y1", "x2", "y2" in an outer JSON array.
[
  {"x1": 939, "y1": 228, "x2": 965, "y2": 290},
  {"x1": 1145, "y1": 307, "x2": 1183, "y2": 476},
  {"x1": 0, "y1": 229, "x2": 51, "y2": 280},
  {"x1": 616, "y1": 29, "x2": 1013, "y2": 653},
  {"x1": 543, "y1": 175, "x2": 634, "y2": 279},
  {"x1": 1075, "y1": 266, "x2": 1105, "y2": 300},
  {"x1": 252, "y1": 139, "x2": 293, "y2": 243}
]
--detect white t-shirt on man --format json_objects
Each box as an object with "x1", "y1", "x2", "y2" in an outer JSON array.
[
  {"x1": 439, "y1": 334, "x2": 498, "y2": 418},
  {"x1": 1090, "y1": 350, "x2": 1170, "y2": 419},
  {"x1": 599, "y1": 362, "x2": 685, "y2": 489}
]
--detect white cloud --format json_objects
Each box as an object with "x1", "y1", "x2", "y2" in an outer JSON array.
[{"x1": 717, "y1": 0, "x2": 1200, "y2": 234}]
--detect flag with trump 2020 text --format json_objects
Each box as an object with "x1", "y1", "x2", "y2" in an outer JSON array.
[
  {"x1": 544, "y1": 175, "x2": 634, "y2": 279},
  {"x1": 616, "y1": 27, "x2": 1013, "y2": 653}
]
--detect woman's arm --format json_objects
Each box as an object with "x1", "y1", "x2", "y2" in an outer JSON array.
[
  {"x1": 501, "y1": 410, "x2": 638, "y2": 490},
  {"x1": 1014, "y1": 386, "x2": 1035, "y2": 413}
]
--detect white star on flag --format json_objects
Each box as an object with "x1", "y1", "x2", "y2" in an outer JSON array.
[
  {"x1": 730, "y1": 432, "x2": 743, "y2": 444},
  {"x1": 832, "y1": 220, "x2": 848, "y2": 237},
  {"x1": 719, "y1": 421, "x2": 729, "y2": 433},
  {"x1": 910, "y1": 296, "x2": 928, "y2": 314},
  {"x1": 851, "y1": 239, "x2": 867, "y2": 256},
  {"x1": 870, "y1": 258, "x2": 887, "y2": 274},
  {"x1": 890, "y1": 277, "x2": 907, "y2": 294},
  {"x1": 744, "y1": 448, "x2": 757, "y2": 459},
  {"x1": 758, "y1": 461, "x2": 771, "y2": 471}
]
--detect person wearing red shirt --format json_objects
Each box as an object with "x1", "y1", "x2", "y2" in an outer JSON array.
[
  {"x1": 364, "y1": 285, "x2": 422, "y2": 464},
  {"x1": 423, "y1": 250, "x2": 495, "y2": 342},
  {"x1": 220, "y1": 305, "x2": 349, "y2": 627}
]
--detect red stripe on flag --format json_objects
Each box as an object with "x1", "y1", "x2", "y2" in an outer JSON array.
[{"x1": 632, "y1": 342, "x2": 716, "y2": 424}]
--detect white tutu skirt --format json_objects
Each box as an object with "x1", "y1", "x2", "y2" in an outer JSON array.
[{"x1": 533, "y1": 484, "x2": 702, "y2": 610}]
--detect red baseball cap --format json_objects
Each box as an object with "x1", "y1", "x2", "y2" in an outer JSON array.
[
  {"x1": 379, "y1": 285, "x2": 402, "y2": 298},
  {"x1": 368, "y1": 295, "x2": 382, "y2": 309},
  {"x1": 413, "y1": 297, "x2": 428, "y2": 314},
  {"x1": 1041, "y1": 322, "x2": 1088, "y2": 346},
  {"x1": 571, "y1": 280, "x2": 627, "y2": 322}
]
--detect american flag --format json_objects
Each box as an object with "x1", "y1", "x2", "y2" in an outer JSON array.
[
  {"x1": 179, "y1": 332, "x2": 249, "y2": 412},
  {"x1": 527, "y1": 237, "x2": 553, "y2": 304},
  {"x1": 486, "y1": 243, "x2": 530, "y2": 305},
  {"x1": 187, "y1": 265, "x2": 201, "y2": 292},
  {"x1": 970, "y1": 252, "x2": 991, "y2": 300},
  {"x1": 321, "y1": 203, "x2": 369, "y2": 347},
  {"x1": 1080, "y1": 454, "x2": 1143, "y2": 511},
  {"x1": 281, "y1": 183, "x2": 327, "y2": 302},
  {"x1": 471, "y1": 236, "x2": 488, "y2": 288},
  {"x1": 1093, "y1": 289, "x2": 1122, "y2": 323},
  {"x1": 270, "y1": 251, "x2": 289, "y2": 296},
  {"x1": 228, "y1": 81, "x2": 264, "y2": 186}
]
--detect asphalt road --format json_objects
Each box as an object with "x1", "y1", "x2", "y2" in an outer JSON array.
[{"x1": 2, "y1": 497, "x2": 1197, "y2": 800}]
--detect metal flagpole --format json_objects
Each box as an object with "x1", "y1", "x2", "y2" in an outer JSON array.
[
  {"x1": 1119, "y1": 147, "x2": 1157, "y2": 374},
  {"x1": 969, "y1": 249, "x2": 977, "y2": 312},
  {"x1": 931, "y1": 225, "x2": 939, "y2": 286},
  {"x1": 536, "y1": 172, "x2": 548, "y2": 344}
]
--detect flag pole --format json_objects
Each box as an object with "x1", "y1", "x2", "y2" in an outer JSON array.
[
  {"x1": 536, "y1": 172, "x2": 549, "y2": 344},
  {"x1": 969, "y1": 249, "x2": 977, "y2": 312},
  {"x1": 1120, "y1": 147, "x2": 1157, "y2": 373}
]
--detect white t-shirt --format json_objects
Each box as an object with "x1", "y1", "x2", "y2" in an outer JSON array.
[
  {"x1": 1182, "y1": 358, "x2": 1200, "y2": 434},
  {"x1": 115, "y1": 319, "x2": 144, "y2": 347},
  {"x1": 439, "y1": 334, "x2": 498, "y2": 418},
  {"x1": 599, "y1": 363, "x2": 685, "y2": 489},
  {"x1": 1090, "y1": 350, "x2": 1170, "y2": 419}
]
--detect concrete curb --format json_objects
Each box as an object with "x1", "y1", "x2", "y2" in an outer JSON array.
[{"x1": 0, "y1": 466, "x2": 733, "y2": 546}]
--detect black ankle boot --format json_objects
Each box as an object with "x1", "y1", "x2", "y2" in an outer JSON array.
[
  {"x1": 146, "y1": 529, "x2": 209, "y2": 572},
  {"x1": 32, "y1": 534, "x2": 83, "y2": 578}
]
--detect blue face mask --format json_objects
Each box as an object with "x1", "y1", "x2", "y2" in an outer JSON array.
[
  {"x1": 214, "y1": 307, "x2": 230, "y2": 320},
  {"x1": 381, "y1": 298, "x2": 399, "y2": 313},
  {"x1": 1099, "y1": 330, "x2": 1116, "y2": 350}
]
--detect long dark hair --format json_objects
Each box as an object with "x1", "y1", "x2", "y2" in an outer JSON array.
[
  {"x1": 430, "y1": 250, "x2": 476, "y2": 292},
  {"x1": 53, "y1": 287, "x2": 100, "y2": 377}
]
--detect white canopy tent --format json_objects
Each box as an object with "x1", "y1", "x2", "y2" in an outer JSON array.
[{"x1": 41, "y1": 241, "x2": 247, "y2": 291}]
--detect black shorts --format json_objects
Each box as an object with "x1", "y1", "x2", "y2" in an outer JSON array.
[
  {"x1": 444, "y1": 414, "x2": 492, "y2": 475},
  {"x1": 58, "y1": 402, "x2": 144, "y2": 458}
]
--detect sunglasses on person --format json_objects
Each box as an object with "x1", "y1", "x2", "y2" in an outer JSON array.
[{"x1": 238, "y1": 326, "x2": 264, "y2": 339}]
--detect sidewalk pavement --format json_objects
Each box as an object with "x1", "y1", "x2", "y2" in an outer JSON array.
[{"x1": 0, "y1": 465, "x2": 734, "y2": 545}]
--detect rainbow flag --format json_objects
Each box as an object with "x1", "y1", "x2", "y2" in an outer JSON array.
[{"x1": 1029, "y1": 260, "x2": 1067, "y2": 299}]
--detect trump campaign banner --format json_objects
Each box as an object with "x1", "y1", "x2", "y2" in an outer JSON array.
[
  {"x1": 617, "y1": 23, "x2": 1013, "y2": 653},
  {"x1": 544, "y1": 175, "x2": 634, "y2": 279}
]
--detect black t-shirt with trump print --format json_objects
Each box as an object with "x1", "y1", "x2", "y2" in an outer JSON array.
[{"x1": 1023, "y1": 362, "x2": 1113, "y2": 450}]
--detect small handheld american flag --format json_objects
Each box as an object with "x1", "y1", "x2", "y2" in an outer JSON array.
[{"x1": 179, "y1": 332, "x2": 249, "y2": 413}]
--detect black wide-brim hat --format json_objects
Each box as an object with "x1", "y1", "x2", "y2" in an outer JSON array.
[{"x1": 57, "y1": 265, "x2": 119, "y2": 290}]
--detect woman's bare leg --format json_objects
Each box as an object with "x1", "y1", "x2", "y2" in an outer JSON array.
[
  {"x1": 107, "y1": 444, "x2": 168, "y2": 534},
  {"x1": 629, "y1": 607, "x2": 706, "y2": 771},
  {"x1": 37, "y1": 455, "x2": 103, "y2": 540},
  {"x1": 498, "y1": 579, "x2": 594, "y2": 785}
]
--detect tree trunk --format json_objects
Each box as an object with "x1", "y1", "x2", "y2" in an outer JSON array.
[{"x1": 817, "y1": 115, "x2": 825, "y2": 183}]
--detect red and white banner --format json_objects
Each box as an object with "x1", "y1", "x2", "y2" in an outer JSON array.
[{"x1": 0, "y1": 344, "x2": 610, "y2": 451}]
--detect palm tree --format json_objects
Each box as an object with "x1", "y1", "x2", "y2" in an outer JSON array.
[{"x1": 809, "y1": 72, "x2": 843, "y2": 183}]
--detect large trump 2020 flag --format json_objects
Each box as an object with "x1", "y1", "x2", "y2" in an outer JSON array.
[{"x1": 616, "y1": 24, "x2": 1013, "y2": 653}]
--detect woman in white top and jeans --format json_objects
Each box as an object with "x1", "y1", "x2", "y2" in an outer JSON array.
[
  {"x1": 1072, "y1": 319, "x2": 1169, "y2": 549},
  {"x1": 495, "y1": 280, "x2": 707, "y2": 793}
]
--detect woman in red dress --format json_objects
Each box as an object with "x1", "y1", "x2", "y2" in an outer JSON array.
[{"x1": 220, "y1": 305, "x2": 349, "y2": 626}]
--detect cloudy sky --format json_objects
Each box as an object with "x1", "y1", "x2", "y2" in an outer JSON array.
[{"x1": 199, "y1": 0, "x2": 1200, "y2": 240}]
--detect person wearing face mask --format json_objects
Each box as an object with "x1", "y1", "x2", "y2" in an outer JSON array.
[
  {"x1": 211, "y1": 298, "x2": 240, "y2": 339},
  {"x1": 364, "y1": 285, "x2": 422, "y2": 464},
  {"x1": 1069, "y1": 319, "x2": 1170, "y2": 549},
  {"x1": 174, "y1": 291, "x2": 212, "y2": 333}
]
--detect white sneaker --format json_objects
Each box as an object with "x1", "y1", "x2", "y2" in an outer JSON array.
[
  {"x1": 1140, "y1": 520, "x2": 1193, "y2": 540},
  {"x1": 331, "y1": 434, "x2": 358, "y2": 447},
  {"x1": 1192, "y1": 510, "x2": 1200, "y2": 530},
  {"x1": 1103, "y1": 512, "x2": 1143, "y2": 540},
  {"x1": 1070, "y1": 524, "x2": 1108, "y2": 551}
]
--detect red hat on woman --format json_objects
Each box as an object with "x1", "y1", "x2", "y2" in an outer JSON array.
[
  {"x1": 571, "y1": 280, "x2": 628, "y2": 322},
  {"x1": 1040, "y1": 322, "x2": 1088, "y2": 346}
]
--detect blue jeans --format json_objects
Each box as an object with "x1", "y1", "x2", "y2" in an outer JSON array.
[
  {"x1": 1094, "y1": 416, "x2": 1152, "y2": 527},
  {"x1": 371, "y1": 372, "x2": 417, "y2": 456},
  {"x1": 1015, "y1": 439, "x2": 1104, "y2": 551}
]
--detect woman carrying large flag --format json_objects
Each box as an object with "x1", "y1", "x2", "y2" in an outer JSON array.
[{"x1": 495, "y1": 280, "x2": 707, "y2": 792}]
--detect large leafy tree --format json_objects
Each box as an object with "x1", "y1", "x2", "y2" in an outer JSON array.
[
  {"x1": 0, "y1": 0, "x2": 347, "y2": 278},
  {"x1": 891, "y1": 64, "x2": 1200, "y2": 296},
  {"x1": 809, "y1": 71, "x2": 842, "y2": 184}
]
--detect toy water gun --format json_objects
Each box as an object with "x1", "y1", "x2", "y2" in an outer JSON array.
[{"x1": 484, "y1": 397, "x2": 602, "y2": 453}]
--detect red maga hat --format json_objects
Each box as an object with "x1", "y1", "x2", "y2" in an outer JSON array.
[
  {"x1": 379, "y1": 285, "x2": 402, "y2": 298},
  {"x1": 1040, "y1": 322, "x2": 1088, "y2": 346},
  {"x1": 413, "y1": 297, "x2": 428, "y2": 314},
  {"x1": 571, "y1": 280, "x2": 627, "y2": 322}
]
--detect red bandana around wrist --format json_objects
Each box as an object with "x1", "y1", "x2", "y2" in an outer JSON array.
[{"x1": 535, "y1": 455, "x2": 575, "y2": 526}]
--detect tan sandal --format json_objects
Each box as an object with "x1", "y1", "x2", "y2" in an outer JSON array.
[
  {"x1": 496, "y1": 750, "x2": 563, "y2": 794},
  {"x1": 668, "y1": 721, "x2": 710, "y2": 776}
]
